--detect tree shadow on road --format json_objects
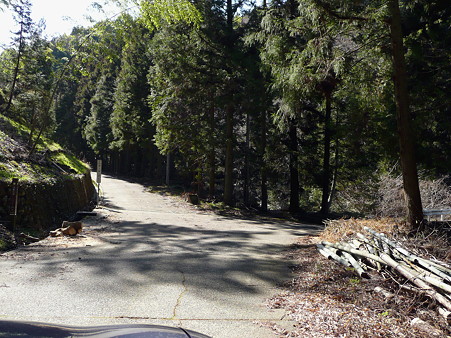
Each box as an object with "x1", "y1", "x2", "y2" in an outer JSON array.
[{"x1": 16, "y1": 213, "x2": 322, "y2": 304}]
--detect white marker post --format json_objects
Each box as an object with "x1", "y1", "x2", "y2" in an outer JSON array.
[
  {"x1": 96, "y1": 159, "x2": 102, "y2": 206},
  {"x1": 10, "y1": 178, "x2": 19, "y2": 232}
]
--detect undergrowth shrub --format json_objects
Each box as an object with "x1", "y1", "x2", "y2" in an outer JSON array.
[
  {"x1": 376, "y1": 174, "x2": 451, "y2": 218},
  {"x1": 333, "y1": 173, "x2": 451, "y2": 218}
]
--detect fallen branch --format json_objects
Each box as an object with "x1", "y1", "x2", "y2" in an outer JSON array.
[
  {"x1": 317, "y1": 227, "x2": 451, "y2": 320},
  {"x1": 19, "y1": 233, "x2": 40, "y2": 243}
]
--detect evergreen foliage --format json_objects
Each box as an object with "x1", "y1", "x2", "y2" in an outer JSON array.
[{"x1": 0, "y1": 0, "x2": 449, "y2": 228}]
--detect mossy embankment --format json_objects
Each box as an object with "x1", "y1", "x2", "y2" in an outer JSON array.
[{"x1": 0, "y1": 114, "x2": 95, "y2": 248}]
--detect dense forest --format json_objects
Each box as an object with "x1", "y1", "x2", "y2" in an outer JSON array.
[{"x1": 0, "y1": 0, "x2": 449, "y2": 228}]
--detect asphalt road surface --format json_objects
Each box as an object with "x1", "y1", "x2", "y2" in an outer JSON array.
[{"x1": 0, "y1": 174, "x2": 322, "y2": 337}]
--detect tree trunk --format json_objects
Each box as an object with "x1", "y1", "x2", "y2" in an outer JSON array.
[
  {"x1": 321, "y1": 90, "x2": 332, "y2": 214},
  {"x1": 260, "y1": 110, "x2": 268, "y2": 211},
  {"x1": 328, "y1": 130, "x2": 339, "y2": 208},
  {"x1": 28, "y1": 124, "x2": 45, "y2": 158},
  {"x1": 223, "y1": 104, "x2": 234, "y2": 205},
  {"x1": 136, "y1": 146, "x2": 143, "y2": 177},
  {"x1": 208, "y1": 150, "x2": 215, "y2": 197},
  {"x1": 388, "y1": 0, "x2": 423, "y2": 228},
  {"x1": 223, "y1": 0, "x2": 235, "y2": 206},
  {"x1": 226, "y1": 0, "x2": 233, "y2": 35},
  {"x1": 4, "y1": 19, "x2": 25, "y2": 114},
  {"x1": 148, "y1": 142, "x2": 159, "y2": 179},
  {"x1": 114, "y1": 151, "x2": 119, "y2": 175},
  {"x1": 244, "y1": 111, "x2": 250, "y2": 206},
  {"x1": 208, "y1": 99, "x2": 216, "y2": 198},
  {"x1": 166, "y1": 152, "x2": 171, "y2": 185},
  {"x1": 156, "y1": 152, "x2": 164, "y2": 181},
  {"x1": 124, "y1": 144, "x2": 131, "y2": 175},
  {"x1": 288, "y1": 118, "x2": 300, "y2": 212}
]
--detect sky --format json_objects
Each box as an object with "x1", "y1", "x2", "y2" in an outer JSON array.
[{"x1": 0, "y1": 0, "x2": 122, "y2": 48}]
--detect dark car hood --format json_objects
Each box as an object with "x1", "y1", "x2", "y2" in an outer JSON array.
[{"x1": 0, "y1": 320, "x2": 211, "y2": 338}]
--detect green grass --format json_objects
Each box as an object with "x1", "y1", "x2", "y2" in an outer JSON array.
[
  {"x1": 200, "y1": 200, "x2": 242, "y2": 212},
  {"x1": 0, "y1": 162, "x2": 29, "y2": 181},
  {"x1": 349, "y1": 277, "x2": 361, "y2": 285},
  {"x1": 0, "y1": 161, "x2": 59, "y2": 182},
  {"x1": 146, "y1": 184, "x2": 186, "y2": 196},
  {"x1": 0, "y1": 239, "x2": 15, "y2": 252},
  {"x1": 27, "y1": 163, "x2": 58, "y2": 181},
  {"x1": 201, "y1": 201, "x2": 226, "y2": 210},
  {"x1": 51, "y1": 152, "x2": 90, "y2": 174},
  {"x1": 1, "y1": 114, "x2": 30, "y2": 138},
  {"x1": 0, "y1": 113, "x2": 90, "y2": 181},
  {"x1": 0, "y1": 163, "x2": 17, "y2": 180},
  {"x1": 33, "y1": 131, "x2": 64, "y2": 152},
  {"x1": 0, "y1": 239, "x2": 8, "y2": 251}
]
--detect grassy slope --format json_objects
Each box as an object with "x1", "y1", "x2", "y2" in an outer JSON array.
[{"x1": 0, "y1": 114, "x2": 90, "y2": 182}]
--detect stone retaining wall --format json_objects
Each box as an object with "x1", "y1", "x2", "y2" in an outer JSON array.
[{"x1": 0, "y1": 172, "x2": 95, "y2": 234}]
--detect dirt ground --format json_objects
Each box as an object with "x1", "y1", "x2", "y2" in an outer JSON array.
[{"x1": 259, "y1": 234, "x2": 450, "y2": 337}]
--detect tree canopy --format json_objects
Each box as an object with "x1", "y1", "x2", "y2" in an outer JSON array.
[{"x1": 0, "y1": 0, "x2": 449, "y2": 228}]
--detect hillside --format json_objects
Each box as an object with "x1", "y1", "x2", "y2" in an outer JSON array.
[
  {"x1": 0, "y1": 113, "x2": 95, "y2": 251},
  {"x1": 0, "y1": 114, "x2": 90, "y2": 182}
]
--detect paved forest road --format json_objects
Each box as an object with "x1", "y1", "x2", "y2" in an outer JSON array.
[{"x1": 0, "y1": 175, "x2": 322, "y2": 337}]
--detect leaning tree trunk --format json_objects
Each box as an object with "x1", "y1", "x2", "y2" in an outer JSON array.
[
  {"x1": 388, "y1": 0, "x2": 423, "y2": 228},
  {"x1": 4, "y1": 14, "x2": 26, "y2": 115},
  {"x1": 327, "y1": 129, "x2": 339, "y2": 209}
]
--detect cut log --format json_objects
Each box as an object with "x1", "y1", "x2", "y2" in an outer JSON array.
[
  {"x1": 415, "y1": 258, "x2": 451, "y2": 283},
  {"x1": 418, "y1": 273, "x2": 451, "y2": 294},
  {"x1": 50, "y1": 221, "x2": 83, "y2": 237},
  {"x1": 365, "y1": 227, "x2": 451, "y2": 282},
  {"x1": 356, "y1": 233, "x2": 382, "y2": 270},
  {"x1": 350, "y1": 239, "x2": 363, "y2": 249},
  {"x1": 322, "y1": 227, "x2": 451, "y2": 324},
  {"x1": 316, "y1": 244, "x2": 351, "y2": 267},
  {"x1": 321, "y1": 241, "x2": 386, "y2": 265},
  {"x1": 341, "y1": 251, "x2": 370, "y2": 279},
  {"x1": 426, "y1": 259, "x2": 451, "y2": 276},
  {"x1": 390, "y1": 259, "x2": 451, "y2": 294},
  {"x1": 365, "y1": 227, "x2": 410, "y2": 257},
  {"x1": 379, "y1": 252, "x2": 451, "y2": 311}
]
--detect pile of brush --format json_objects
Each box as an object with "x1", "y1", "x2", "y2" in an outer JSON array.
[{"x1": 317, "y1": 227, "x2": 451, "y2": 322}]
